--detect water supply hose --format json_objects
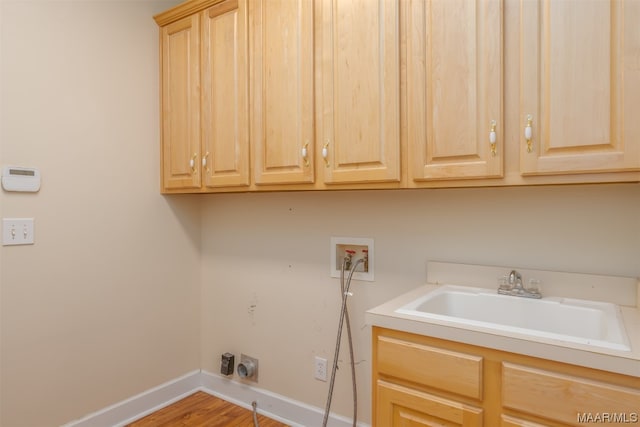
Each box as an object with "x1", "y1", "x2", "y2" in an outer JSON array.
[
  {"x1": 252, "y1": 400, "x2": 259, "y2": 427},
  {"x1": 322, "y1": 257, "x2": 362, "y2": 427}
]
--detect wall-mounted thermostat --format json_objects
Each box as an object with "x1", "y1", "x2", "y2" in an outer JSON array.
[{"x1": 1, "y1": 166, "x2": 41, "y2": 192}]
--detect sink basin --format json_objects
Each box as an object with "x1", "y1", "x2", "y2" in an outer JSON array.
[{"x1": 395, "y1": 285, "x2": 631, "y2": 351}]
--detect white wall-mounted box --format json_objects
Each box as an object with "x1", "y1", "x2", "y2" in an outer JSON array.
[
  {"x1": 330, "y1": 237, "x2": 374, "y2": 282},
  {"x1": 1, "y1": 166, "x2": 40, "y2": 192}
]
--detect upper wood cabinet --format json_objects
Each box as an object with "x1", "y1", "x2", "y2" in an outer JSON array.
[
  {"x1": 249, "y1": 0, "x2": 315, "y2": 185},
  {"x1": 155, "y1": 0, "x2": 640, "y2": 193},
  {"x1": 156, "y1": 0, "x2": 249, "y2": 192},
  {"x1": 519, "y1": 0, "x2": 640, "y2": 176},
  {"x1": 160, "y1": 14, "x2": 201, "y2": 191},
  {"x1": 202, "y1": 0, "x2": 250, "y2": 188},
  {"x1": 408, "y1": 0, "x2": 503, "y2": 181},
  {"x1": 317, "y1": 0, "x2": 401, "y2": 184}
]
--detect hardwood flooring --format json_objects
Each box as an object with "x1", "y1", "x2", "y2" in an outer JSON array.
[{"x1": 126, "y1": 391, "x2": 289, "y2": 427}]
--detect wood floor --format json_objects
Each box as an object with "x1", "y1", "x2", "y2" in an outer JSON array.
[{"x1": 126, "y1": 391, "x2": 289, "y2": 427}]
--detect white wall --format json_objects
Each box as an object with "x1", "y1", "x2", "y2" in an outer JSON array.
[
  {"x1": 200, "y1": 184, "x2": 640, "y2": 424},
  {"x1": 0, "y1": 1, "x2": 200, "y2": 426}
]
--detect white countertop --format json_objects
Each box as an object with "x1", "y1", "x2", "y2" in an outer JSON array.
[{"x1": 366, "y1": 283, "x2": 640, "y2": 378}]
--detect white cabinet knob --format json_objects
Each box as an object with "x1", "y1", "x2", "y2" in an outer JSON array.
[
  {"x1": 489, "y1": 120, "x2": 497, "y2": 156},
  {"x1": 524, "y1": 115, "x2": 533, "y2": 153},
  {"x1": 322, "y1": 141, "x2": 330, "y2": 167},
  {"x1": 301, "y1": 142, "x2": 309, "y2": 167}
]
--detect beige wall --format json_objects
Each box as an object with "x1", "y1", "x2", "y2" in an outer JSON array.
[
  {"x1": 0, "y1": 1, "x2": 200, "y2": 426},
  {"x1": 200, "y1": 184, "x2": 640, "y2": 424},
  {"x1": 1, "y1": 1, "x2": 640, "y2": 426}
]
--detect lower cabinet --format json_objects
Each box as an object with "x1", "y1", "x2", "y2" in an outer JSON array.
[
  {"x1": 502, "y1": 363, "x2": 640, "y2": 427},
  {"x1": 377, "y1": 380, "x2": 483, "y2": 427},
  {"x1": 372, "y1": 327, "x2": 640, "y2": 427}
]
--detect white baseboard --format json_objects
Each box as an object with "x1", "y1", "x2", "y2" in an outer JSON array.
[
  {"x1": 62, "y1": 370, "x2": 370, "y2": 427},
  {"x1": 62, "y1": 370, "x2": 202, "y2": 427}
]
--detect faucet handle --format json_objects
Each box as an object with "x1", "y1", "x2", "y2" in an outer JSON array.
[
  {"x1": 497, "y1": 275, "x2": 511, "y2": 290},
  {"x1": 527, "y1": 278, "x2": 541, "y2": 293}
]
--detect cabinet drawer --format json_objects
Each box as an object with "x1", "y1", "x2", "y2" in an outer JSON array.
[
  {"x1": 377, "y1": 380, "x2": 483, "y2": 427},
  {"x1": 376, "y1": 335, "x2": 483, "y2": 399},
  {"x1": 500, "y1": 414, "x2": 547, "y2": 427},
  {"x1": 502, "y1": 363, "x2": 640, "y2": 426}
]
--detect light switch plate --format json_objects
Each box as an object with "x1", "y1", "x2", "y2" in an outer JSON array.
[{"x1": 2, "y1": 218, "x2": 35, "y2": 246}]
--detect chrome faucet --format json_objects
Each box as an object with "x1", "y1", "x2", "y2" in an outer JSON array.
[
  {"x1": 498, "y1": 269, "x2": 542, "y2": 299},
  {"x1": 508, "y1": 270, "x2": 523, "y2": 290}
]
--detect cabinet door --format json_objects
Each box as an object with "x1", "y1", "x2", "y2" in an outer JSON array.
[
  {"x1": 376, "y1": 380, "x2": 483, "y2": 427},
  {"x1": 408, "y1": 0, "x2": 503, "y2": 180},
  {"x1": 318, "y1": 0, "x2": 400, "y2": 184},
  {"x1": 161, "y1": 15, "x2": 201, "y2": 190},
  {"x1": 250, "y1": 0, "x2": 314, "y2": 185},
  {"x1": 201, "y1": 0, "x2": 250, "y2": 188},
  {"x1": 502, "y1": 362, "x2": 640, "y2": 427},
  {"x1": 520, "y1": 0, "x2": 640, "y2": 175}
]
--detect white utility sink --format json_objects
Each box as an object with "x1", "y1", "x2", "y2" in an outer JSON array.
[{"x1": 395, "y1": 285, "x2": 631, "y2": 352}]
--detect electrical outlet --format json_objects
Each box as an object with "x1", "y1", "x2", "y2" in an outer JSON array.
[{"x1": 314, "y1": 356, "x2": 327, "y2": 381}]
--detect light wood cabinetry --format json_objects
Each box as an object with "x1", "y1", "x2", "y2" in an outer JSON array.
[
  {"x1": 374, "y1": 328, "x2": 484, "y2": 427},
  {"x1": 500, "y1": 415, "x2": 547, "y2": 427},
  {"x1": 373, "y1": 327, "x2": 640, "y2": 427},
  {"x1": 317, "y1": 0, "x2": 401, "y2": 185},
  {"x1": 407, "y1": 0, "x2": 503, "y2": 181},
  {"x1": 160, "y1": 14, "x2": 201, "y2": 191},
  {"x1": 156, "y1": 0, "x2": 640, "y2": 193},
  {"x1": 249, "y1": 0, "x2": 314, "y2": 185},
  {"x1": 377, "y1": 335, "x2": 483, "y2": 400},
  {"x1": 377, "y1": 380, "x2": 483, "y2": 427},
  {"x1": 502, "y1": 363, "x2": 640, "y2": 426},
  {"x1": 156, "y1": 0, "x2": 249, "y2": 192},
  {"x1": 519, "y1": 0, "x2": 640, "y2": 176},
  {"x1": 202, "y1": 0, "x2": 249, "y2": 188}
]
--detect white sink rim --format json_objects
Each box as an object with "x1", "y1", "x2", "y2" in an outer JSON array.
[{"x1": 395, "y1": 284, "x2": 631, "y2": 352}]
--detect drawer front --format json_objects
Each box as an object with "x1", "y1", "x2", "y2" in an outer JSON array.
[
  {"x1": 501, "y1": 414, "x2": 548, "y2": 427},
  {"x1": 376, "y1": 335, "x2": 483, "y2": 399},
  {"x1": 377, "y1": 380, "x2": 483, "y2": 427},
  {"x1": 502, "y1": 363, "x2": 640, "y2": 426}
]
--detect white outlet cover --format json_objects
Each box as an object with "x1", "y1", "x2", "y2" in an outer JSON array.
[
  {"x1": 330, "y1": 236, "x2": 374, "y2": 281},
  {"x1": 314, "y1": 356, "x2": 327, "y2": 382},
  {"x1": 2, "y1": 218, "x2": 35, "y2": 246}
]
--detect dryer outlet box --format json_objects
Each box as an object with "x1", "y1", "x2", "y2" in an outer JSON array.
[{"x1": 220, "y1": 353, "x2": 234, "y2": 376}]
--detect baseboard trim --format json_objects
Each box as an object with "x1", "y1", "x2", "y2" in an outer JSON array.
[
  {"x1": 200, "y1": 370, "x2": 369, "y2": 427},
  {"x1": 63, "y1": 370, "x2": 370, "y2": 427},
  {"x1": 62, "y1": 370, "x2": 202, "y2": 427}
]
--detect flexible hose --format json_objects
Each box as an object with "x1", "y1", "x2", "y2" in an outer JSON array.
[
  {"x1": 322, "y1": 258, "x2": 362, "y2": 427},
  {"x1": 342, "y1": 265, "x2": 357, "y2": 427},
  {"x1": 252, "y1": 401, "x2": 259, "y2": 427}
]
